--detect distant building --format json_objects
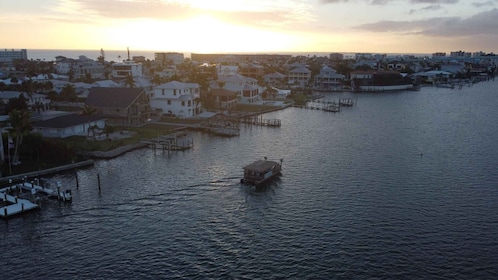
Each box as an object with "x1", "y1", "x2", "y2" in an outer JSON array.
[
  {"x1": 55, "y1": 55, "x2": 105, "y2": 80},
  {"x1": 191, "y1": 53, "x2": 291, "y2": 65},
  {"x1": 450, "y1": 51, "x2": 471, "y2": 58},
  {"x1": 111, "y1": 61, "x2": 143, "y2": 79},
  {"x1": 329, "y1": 53, "x2": 344, "y2": 61},
  {"x1": 432, "y1": 52, "x2": 447, "y2": 58},
  {"x1": 154, "y1": 52, "x2": 184, "y2": 65},
  {"x1": 0, "y1": 49, "x2": 27, "y2": 62},
  {"x1": 132, "y1": 56, "x2": 146, "y2": 63}
]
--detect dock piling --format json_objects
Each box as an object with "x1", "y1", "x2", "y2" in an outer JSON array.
[{"x1": 97, "y1": 173, "x2": 101, "y2": 192}]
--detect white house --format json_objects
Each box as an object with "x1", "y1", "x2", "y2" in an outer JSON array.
[
  {"x1": 0, "y1": 91, "x2": 51, "y2": 111},
  {"x1": 32, "y1": 114, "x2": 106, "y2": 138},
  {"x1": 112, "y1": 61, "x2": 143, "y2": 79},
  {"x1": 55, "y1": 55, "x2": 105, "y2": 80},
  {"x1": 150, "y1": 81, "x2": 201, "y2": 118},
  {"x1": 217, "y1": 65, "x2": 239, "y2": 78},
  {"x1": 313, "y1": 66, "x2": 345, "y2": 91},
  {"x1": 288, "y1": 67, "x2": 311, "y2": 87}
]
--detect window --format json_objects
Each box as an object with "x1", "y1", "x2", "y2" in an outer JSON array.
[
  {"x1": 167, "y1": 100, "x2": 171, "y2": 105},
  {"x1": 182, "y1": 101, "x2": 185, "y2": 106}
]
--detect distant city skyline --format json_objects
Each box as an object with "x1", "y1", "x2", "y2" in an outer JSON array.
[{"x1": 2, "y1": 0, "x2": 498, "y2": 54}]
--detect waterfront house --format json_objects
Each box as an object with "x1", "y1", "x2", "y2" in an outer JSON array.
[
  {"x1": 287, "y1": 67, "x2": 311, "y2": 87},
  {"x1": 32, "y1": 113, "x2": 106, "y2": 138},
  {"x1": 209, "y1": 88, "x2": 239, "y2": 109},
  {"x1": 86, "y1": 87, "x2": 151, "y2": 124},
  {"x1": 351, "y1": 71, "x2": 414, "y2": 91},
  {"x1": 313, "y1": 66, "x2": 345, "y2": 91},
  {"x1": 150, "y1": 81, "x2": 201, "y2": 118},
  {"x1": 412, "y1": 70, "x2": 453, "y2": 84},
  {"x1": 263, "y1": 72, "x2": 287, "y2": 87},
  {"x1": 217, "y1": 74, "x2": 262, "y2": 104},
  {"x1": 0, "y1": 91, "x2": 51, "y2": 111}
]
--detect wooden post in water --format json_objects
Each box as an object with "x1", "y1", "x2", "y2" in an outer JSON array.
[
  {"x1": 75, "y1": 171, "x2": 79, "y2": 189},
  {"x1": 97, "y1": 173, "x2": 101, "y2": 192}
]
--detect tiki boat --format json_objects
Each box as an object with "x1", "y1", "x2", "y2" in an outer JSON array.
[{"x1": 241, "y1": 159, "x2": 282, "y2": 187}]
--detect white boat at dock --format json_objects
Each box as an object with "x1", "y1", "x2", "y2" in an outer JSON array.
[{"x1": 0, "y1": 178, "x2": 72, "y2": 219}]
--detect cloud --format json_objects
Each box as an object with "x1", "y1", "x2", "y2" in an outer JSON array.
[
  {"x1": 410, "y1": 0, "x2": 458, "y2": 3},
  {"x1": 46, "y1": 0, "x2": 314, "y2": 28},
  {"x1": 409, "y1": 4, "x2": 443, "y2": 14},
  {"x1": 319, "y1": 0, "x2": 458, "y2": 5},
  {"x1": 472, "y1": 1, "x2": 496, "y2": 8},
  {"x1": 355, "y1": 8, "x2": 498, "y2": 37}
]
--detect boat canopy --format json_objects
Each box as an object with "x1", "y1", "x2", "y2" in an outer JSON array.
[{"x1": 243, "y1": 160, "x2": 279, "y2": 173}]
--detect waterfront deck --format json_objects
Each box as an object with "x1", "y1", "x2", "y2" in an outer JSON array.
[
  {"x1": 142, "y1": 133, "x2": 194, "y2": 151},
  {"x1": 0, "y1": 192, "x2": 39, "y2": 219},
  {"x1": 240, "y1": 115, "x2": 281, "y2": 127}
]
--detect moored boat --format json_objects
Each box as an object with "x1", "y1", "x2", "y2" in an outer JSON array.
[{"x1": 241, "y1": 159, "x2": 282, "y2": 186}]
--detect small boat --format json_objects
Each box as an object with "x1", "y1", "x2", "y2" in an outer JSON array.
[
  {"x1": 241, "y1": 158, "x2": 282, "y2": 186},
  {"x1": 19, "y1": 179, "x2": 72, "y2": 202}
]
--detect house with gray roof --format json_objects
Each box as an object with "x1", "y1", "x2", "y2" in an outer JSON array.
[
  {"x1": 150, "y1": 81, "x2": 201, "y2": 118},
  {"x1": 32, "y1": 114, "x2": 106, "y2": 138},
  {"x1": 217, "y1": 74, "x2": 262, "y2": 104},
  {"x1": 86, "y1": 87, "x2": 151, "y2": 124},
  {"x1": 313, "y1": 66, "x2": 345, "y2": 91}
]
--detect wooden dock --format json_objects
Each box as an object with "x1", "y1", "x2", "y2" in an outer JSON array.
[
  {"x1": 293, "y1": 98, "x2": 356, "y2": 113},
  {"x1": 240, "y1": 115, "x2": 281, "y2": 127},
  {"x1": 142, "y1": 133, "x2": 194, "y2": 151},
  {"x1": 0, "y1": 190, "x2": 40, "y2": 219}
]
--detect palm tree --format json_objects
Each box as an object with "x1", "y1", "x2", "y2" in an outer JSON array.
[
  {"x1": 151, "y1": 74, "x2": 162, "y2": 86},
  {"x1": 81, "y1": 104, "x2": 97, "y2": 116},
  {"x1": 124, "y1": 74, "x2": 135, "y2": 88},
  {"x1": 60, "y1": 84, "x2": 77, "y2": 102},
  {"x1": 8, "y1": 109, "x2": 32, "y2": 165},
  {"x1": 102, "y1": 124, "x2": 116, "y2": 140}
]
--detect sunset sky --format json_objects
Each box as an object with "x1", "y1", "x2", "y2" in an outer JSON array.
[{"x1": 2, "y1": 0, "x2": 498, "y2": 54}]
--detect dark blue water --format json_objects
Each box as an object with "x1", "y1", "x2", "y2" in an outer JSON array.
[{"x1": 2, "y1": 81, "x2": 498, "y2": 279}]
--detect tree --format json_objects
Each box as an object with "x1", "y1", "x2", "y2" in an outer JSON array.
[
  {"x1": 6, "y1": 95, "x2": 28, "y2": 114},
  {"x1": 151, "y1": 74, "x2": 163, "y2": 86},
  {"x1": 60, "y1": 84, "x2": 78, "y2": 102},
  {"x1": 8, "y1": 109, "x2": 32, "y2": 165},
  {"x1": 84, "y1": 72, "x2": 94, "y2": 83},
  {"x1": 81, "y1": 104, "x2": 97, "y2": 115},
  {"x1": 102, "y1": 124, "x2": 116, "y2": 140},
  {"x1": 124, "y1": 74, "x2": 135, "y2": 88}
]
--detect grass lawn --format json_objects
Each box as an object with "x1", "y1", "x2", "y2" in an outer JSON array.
[{"x1": 64, "y1": 123, "x2": 183, "y2": 152}]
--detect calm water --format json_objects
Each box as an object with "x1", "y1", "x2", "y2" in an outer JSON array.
[{"x1": 2, "y1": 81, "x2": 498, "y2": 279}]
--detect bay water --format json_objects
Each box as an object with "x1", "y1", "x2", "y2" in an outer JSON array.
[{"x1": 2, "y1": 80, "x2": 498, "y2": 279}]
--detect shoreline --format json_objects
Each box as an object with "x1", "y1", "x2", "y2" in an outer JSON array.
[
  {"x1": 0, "y1": 160, "x2": 95, "y2": 185},
  {"x1": 0, "y1": 105, "x2": 291, "y2": 182}
]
